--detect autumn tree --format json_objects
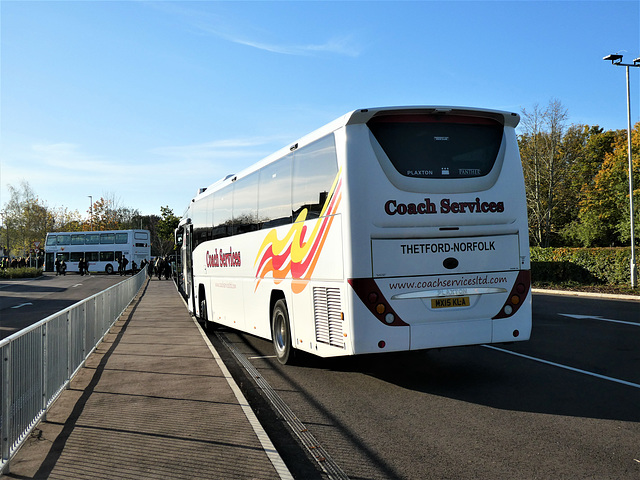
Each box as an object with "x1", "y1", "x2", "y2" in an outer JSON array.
[
  {"x1": 576, "y1": 124, "x2": 639, "y2": 246},
  {"x1": 89, "y1": 194, "x2": 141, "y2": 231},
  {"x1": 560, "y1": 126, "x2": 619, "y2": 245}
]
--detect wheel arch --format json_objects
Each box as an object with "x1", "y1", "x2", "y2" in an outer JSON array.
[
  {"x1": 269, "y1": 289, "x2": 287, "y2": 337},
  {"x1": 197, "y1": 283, "x2": 207, "y2": 319}
]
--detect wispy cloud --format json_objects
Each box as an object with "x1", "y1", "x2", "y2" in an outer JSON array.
[
  {"x1": 147, "y1": 2, "x2": 362, "y2": 57},
  {"x1": 216, "y1": 31, "x2": 361, "y2": 57},
  {"x1": 150, "y1": 136, "x2": 286, "y2": 164},
  {"x1": 31, "y1": 143, "x2": 115, "y2": 173}
]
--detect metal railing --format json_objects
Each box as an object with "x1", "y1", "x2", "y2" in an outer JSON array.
[{"x1": 0, "y1": 269, "x2": 148, "y2": 473}]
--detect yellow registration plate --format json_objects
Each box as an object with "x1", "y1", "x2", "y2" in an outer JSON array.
[{"x1": 431, "y1": 297, "x2": 470, "y2": 309}]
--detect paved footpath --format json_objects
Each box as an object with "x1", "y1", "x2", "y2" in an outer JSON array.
[{"x1": 3, "y1": 278, "x2": 292, "y2": 480}]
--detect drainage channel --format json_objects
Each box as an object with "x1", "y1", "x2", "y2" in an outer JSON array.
[{"x1": 216, "y1": 332, "x2": 350, "y2": 480}]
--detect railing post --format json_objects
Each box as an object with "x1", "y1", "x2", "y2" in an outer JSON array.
[
  {"x1": 2, "y1": 342, "x2": 12, "y2": 473},
  {"x1": 42, "y1": 323, "x2": 48, "y2": 422},
  {"x1": 66, "y1": 312, "x2": 72, "y2": 389}
]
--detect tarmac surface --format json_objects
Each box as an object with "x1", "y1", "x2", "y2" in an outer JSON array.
[{"x1": 3, "y1": 278, "x2": 292, "y2": 480}]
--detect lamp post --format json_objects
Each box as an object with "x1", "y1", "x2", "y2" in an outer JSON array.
[
  {"x1": 603, "y1": 53, "x2": 640, "y2": 288},
  {"x1": 88, "y1": 195, "x2": 93, "y2": 230},
  {"x1": 0, "y1": 211, "x2": 7, "y2": 258}
]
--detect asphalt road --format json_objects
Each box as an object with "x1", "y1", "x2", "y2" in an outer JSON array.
[
  {"x1": 213, "y1": 293, "x2": 640, "y2": 480},
  {"x1": 4, "y1": 277, "x2": 638, "y2": 479},
  {"x1": 0, "y1": 272, "x2": 132, "y2": 340}
]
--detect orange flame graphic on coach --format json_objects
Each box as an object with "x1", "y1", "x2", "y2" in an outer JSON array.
[{"x1": 254, "y1": 171, "x2": 342, "y2": 294}]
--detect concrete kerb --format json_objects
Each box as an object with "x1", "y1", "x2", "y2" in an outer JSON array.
[{"x1": 532, "y1": 288, "x2": 640, "y2": 301}]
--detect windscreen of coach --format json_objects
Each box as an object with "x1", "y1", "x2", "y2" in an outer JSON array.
[{"x1": 368, "y1": 114, "x2": 503, "y2": 179}]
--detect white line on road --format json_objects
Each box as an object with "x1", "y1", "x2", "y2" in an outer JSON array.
[
  {"x1": 559, "y1": 314, "x2": 639, "y2": 327},
  {"x1": 483, "y1": 345, "x2": 640, "y2": 389},
  {"x1": 11, "y1": 302, "x2": 33, "y2": 309}
]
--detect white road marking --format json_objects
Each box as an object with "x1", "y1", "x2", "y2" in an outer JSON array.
[
  {"x1": 559, "y1": 313, "x2": 639, "y2": 327},
  {"x1": 483, "y1": 345, "x2": 640, "y2": 389},
  {"x1": 11, "y1": 302, "x2": 33, "y2": 309}
]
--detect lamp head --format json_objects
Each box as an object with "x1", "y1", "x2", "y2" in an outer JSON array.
[{"x1": 603, "y1": 54, "x2": 623, "y2": 63}]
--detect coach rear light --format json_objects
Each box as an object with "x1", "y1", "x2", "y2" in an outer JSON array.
[
  {"x1": 493, "y1": 270, "x2": 531, "y2": 320},
  {"x1": 348, "y1": 278, "x2": 409, "y2": 327}
]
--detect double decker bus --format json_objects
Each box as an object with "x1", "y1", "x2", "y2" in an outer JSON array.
[
  {"x1": 44, "y1": 229, "x2": 151, "y2": 274},
  {"x1": 176, "y1": 106, "x2": 531, "y2": 364}
]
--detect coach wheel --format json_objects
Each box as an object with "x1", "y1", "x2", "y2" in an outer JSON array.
[
  {"x1": 272, "y1": 299, "x2": 294, "y2": 365},
  {"x1": 105, "y1": 264, "x2": 114, "y2": 275},
  {"x1": 199, "y1": 296, "x2": 213, "y2": 331}
]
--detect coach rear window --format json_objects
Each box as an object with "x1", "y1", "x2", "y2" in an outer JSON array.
[{"x1": 367, "y1": 114, "x2": 503, "y2": 179}]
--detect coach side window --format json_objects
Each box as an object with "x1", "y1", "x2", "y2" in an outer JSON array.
[
  {"x1": 212, "y1": 186, "x2": 233, "y2": 239},
  {"x1": 191, "y1": 192, "x2": 212, "y2": 248},
  {"x1": 233, "y1": 172, "x2": 259, "y2": 234},
  {"x1": 292, "y1": 135, "x2": 338, "y2": 221},
  {"x1": 258, "y1": 155, "x2": 292, "y2": 228}
]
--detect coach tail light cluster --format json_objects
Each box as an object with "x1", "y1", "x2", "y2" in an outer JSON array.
[
  {"x1": 492, "y1": 270, "x2": 531, "y2": 330},
  {"x1": 349, "y1": 278, "x2": 409, "y2": 328}
]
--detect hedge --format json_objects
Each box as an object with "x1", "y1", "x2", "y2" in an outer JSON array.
[
  {"x1": 0, "y1": 267, "x2": 43, "y2": 279},
  {"x1": 530, "y1": 247, "x2": 633, "y2": 285}
]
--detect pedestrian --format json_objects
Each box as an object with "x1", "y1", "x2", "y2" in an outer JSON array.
[
  {"x1": 121, "y1": 255, "x2": 129, "y2": 276},
  {"x1": 164, "y1": 257, "x2": 172, "y2": 280},
  {"x1": 55, "y1": 257, "x2": 61, "y2": 276},
  {"x1": 156, "y1": 257, "x2": 164, "y2": 280},
  {"x1": 60, "y1": 259, "x2": 67, "y2": 276}
]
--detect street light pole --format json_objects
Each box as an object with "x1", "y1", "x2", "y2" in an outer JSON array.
[
  {"x1": 603, "y1": 53, "x2": 640, "y2": 288},
  {"x1": 88, "y1": 195, "x2": 93, "y2": 230}
]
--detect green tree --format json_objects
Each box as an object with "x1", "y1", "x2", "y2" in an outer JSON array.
[
  {"x1": 1, "y1": 181, "x2": 51, "y2": 257},
  {"x1": 155, "y1": 206, "x2": 180, "y2": 257},
  {"x1": 1, "y1": 181, "x2": 86, "y2": 258}
]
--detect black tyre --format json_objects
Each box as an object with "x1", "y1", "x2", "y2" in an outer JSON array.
[
  {"x1": 199, "y1": 296, "x2": 213, "y2": 331},
  {"x1": 272, "y1": 299, "x2": 294, "y2": 365},
  {"x1": 105, "y1": 264, "x2": 114, "y2": 275}
]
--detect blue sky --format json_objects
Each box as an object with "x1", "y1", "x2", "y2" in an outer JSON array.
[{"x1": 1, "y1": 0, "x2": 639, "y2": 219}]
